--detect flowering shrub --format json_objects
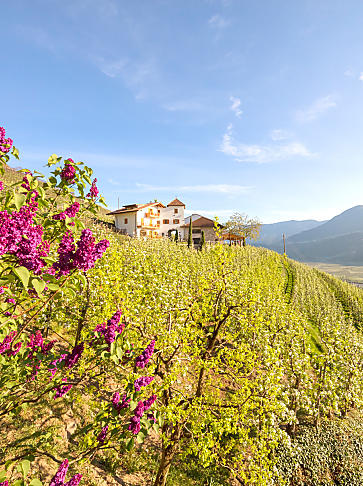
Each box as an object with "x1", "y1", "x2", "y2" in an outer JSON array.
[{"x1": 0, "y1": 127, "x2": 159, "y2": 485}]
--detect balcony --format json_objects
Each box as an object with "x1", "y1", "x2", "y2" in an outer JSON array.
[
  {"x1": 140, "y1": 218, "x2": 160, "y2": 229},
  {"x1": 145, "y1": 211, "x2": 160, "y2": 218}
]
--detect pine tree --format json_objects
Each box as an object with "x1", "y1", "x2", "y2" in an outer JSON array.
[
  {"x1": 188, "y1": 219, "x2": 193, "y2": 248},
  {"x1": 200, "y1": 230, "x2": 205, "y2": 250},
  {"x1": 175, "y1": 230, "x2": 178, "y2": 242}
]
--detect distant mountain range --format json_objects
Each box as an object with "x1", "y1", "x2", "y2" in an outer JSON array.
[{"x1": 253, "y1": 205, "x2": 363, "y2": 265}]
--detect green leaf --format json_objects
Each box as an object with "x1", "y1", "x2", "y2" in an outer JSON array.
[
  {"x1": 20, "y1": 459, "x2": 30, "y2": 478},
  {"x1": 136, "y1": 431, "x2": 146, "y2": 444},
  {"x1": 29, "y1": 479, "x2": 43, "y2": 486},
  {"x1": 31, "y1": 279, "x2": 46, "y2": 296},
  {"x1": 12, "y1": 146, "x2": 20, "y2": 159},
  {"x1": 47, "y1": 283, "x2": 60, "y2": 292},
  {"x1": 13, "y1": 266, "x2": 30, "y2": 289},
  {"x1": 14, "y1": 193, "x2": 26, "y2": 210},
  {"x1": 126, "y1": 437, "x2": 134, "y2": 451},
  {"x1": 13, "y1": 480, "x2": 25, "y2": 486},
  {"x1": 0, "y1": 470, "x2": 7, "y2": 481}
]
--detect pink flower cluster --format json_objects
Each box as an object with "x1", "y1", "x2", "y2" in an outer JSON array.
[
  {"x1": 49, "y1": 459, "x2": 82, "y2": 486},
  {"x1": 128, "y1": 394, "x2": 157, "y2": 434},
  {"x1": 53, "y1": 202, "x2": 80, "y2": 221},
  {"x1": 0, "y1": 203, "x2": 49, "y2": 274},
  {"x1": 0, "y1": 181, "x2": 3, "y2": 191},
  {"x1": 97, "y1": 425, "x2": 108, "y2": 445},
  {"x1": 94, "y1": 309, "x2": 124, "y2": 345},
  {"x1": 53, "y1": 229, "x2": 109, "y2": 277},
  {"x1": 60, "y1": 159, "x2": 76, "y2": 183},
  {"x1": 134, "y1": 375, "x2": 154, "y2": 392},
  {"x1": 0, "y1": 127, "x2": 13, "y2": 153},
  {"x1": 86, "y1": 178, "x2": 99, "y2": 199},
  {"x1": 0, "y1": 331, "x2": 17, "y2": 355},
  {"x1": 112, "y1": 392, "x2": 130, "y2": 412},
  {"x1": 135, "y1": 340, "x2": 155, "y2": 368}
]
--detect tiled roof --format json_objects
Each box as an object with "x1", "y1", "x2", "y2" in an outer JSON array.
[
  {"x1": 167, "y1": 198, "x2": 185, "y2": 207},
  {"x1": 107, "y1": 202, "x2": 165, "y2": 216},
  {"x1": 180, "y1": 216, "x2": 223, "y2": 228}
]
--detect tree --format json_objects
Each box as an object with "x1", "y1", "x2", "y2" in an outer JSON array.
[
  {"x1": 199, "y1": 230, "x2": 205, "y2": 250},
  {"x1": 188, "y1": 219, "x2": 193, "y2": 248},
  {"x1": 224, "y1": 212, "x2": 261, "y2": 247},
  {"x1": 174, "y1": 230, "x2": 178, "y2": 242}
]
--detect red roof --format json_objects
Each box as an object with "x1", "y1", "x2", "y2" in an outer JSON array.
[
  {"x1": 107, "y1": 202, "x2": 165, "y2": 216},
  {"x1": 167, "y1": 198, "x2": 185, "y2": 207},
  {"x1": 180, "y1": 216, "x2": 223, "y2": 228}
]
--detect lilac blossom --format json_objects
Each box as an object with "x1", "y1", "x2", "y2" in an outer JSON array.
[
  {"x1": 0, "y1": 181, "x2": 3, "y2": 191},
  {"x1": 7, "y1": 342, "x2": 22, "y2": 356},
  {"x1": 0, "y1": 127, "x2": 13, "y2": 153},
  {"x1": 61, "y1": 160, "x2": 76, "y2": 182},
  {"x1": 94, "y1": 310, "x2": 124, "y2": 345},
  {"x1": 143, "y1": 394, "x2": 157, "y2": 411},
  {"x1": 134, "y1": 376, "x2": 154, "y2": 392},
  {"x1": 128, "y1": 401, "x2": 145, "y2": 435},
  {"x1": 135, "y1": 340, "x2": 155, "y2": 368},
  {"x1": 112, "y1": 392, "x2": 130, "y2": 412},
  {"x1": 64, "y1": 474, "x2": 82, "y2": 486},
  {"x1": 0, "y1": 287, "x2": 4, "y2": 294},
  {"x1": 97, "y1": 425, "x2": 108, "y2": 445},
  {"x1": 86, "y1": 178, "x2": 99, "y2": 199},
  {"x1": 0, "y1": 480, "x2": 8, "y2": 486},
  {"x1": 0, "y1": 331, "x2": 16, "y2": 354},
  {"x1": 49, "y1": 459, "x2": 69, "y2": 486},
  {"x1": 53, "y1": 202, "x2": 80, "y2": 221},
  {"x1": 64, "y1": 343, "x2": 84, "y2": 369},
  {"x1": 54, "y1": 383, "x2": 73, "y2": 399}
]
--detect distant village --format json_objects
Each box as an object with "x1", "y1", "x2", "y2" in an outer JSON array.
[{"x1": 107, "y1": 198, "x2": 244, "y2": 246}]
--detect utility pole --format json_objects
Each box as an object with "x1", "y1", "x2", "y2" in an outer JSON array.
[
  {"x1": 283, "y1": 233, "x2": 286, "y2": 255},
  {"x1": 118, "y1": 197, "x2": 120, "y2": 209}
]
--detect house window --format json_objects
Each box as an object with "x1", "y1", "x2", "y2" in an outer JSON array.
[
  {"x1": 173, "y1": 219, "x2": 179, "y2": 224},
  {"x1": 124, "y1": 218, "x2": 128, "y2": 224},
  {"x1": 163, "y1": 219, "x2": 169, "y2": 224},
  {"x1": 174, "y1": 208, "x2": 178, "y2": 214},
  {"x1": 192, "y1": 229, "x2": 201, "y2": 234}
]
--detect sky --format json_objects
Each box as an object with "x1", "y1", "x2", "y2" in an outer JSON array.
[{"x1": 2, "y1": 0, "x2": 363, "y2": 223}]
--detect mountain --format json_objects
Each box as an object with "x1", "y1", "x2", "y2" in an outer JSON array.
[
  {"x1": 289, "y1": 205, "x2": 363, "y2": 243},
  {"x1": 255, "y1": 206, "x2": 363, "y2": 265},
  {"x1": 254, "y1": 219, "x2": 324, "y2": 250}
]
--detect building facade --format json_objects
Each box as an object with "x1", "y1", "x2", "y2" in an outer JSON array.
[{"x1": 107, "y1": 198, "x2": 185, "y2": 239}]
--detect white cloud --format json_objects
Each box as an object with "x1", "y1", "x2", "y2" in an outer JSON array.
[
  {"x1": 135, "y1": 183, "x2": 252, "y2": 195},
  {"x1": 220, "y1": 128, "x2": 313, "y2": 163},
  {"x1": 94, "y1": 57, "x2": 157, "y2": 99},
  {"x1": 230, "y1": 96, "x2": 242, "y2": 118},
  {"x1": 208, "y1": 14, "x2": 230, "y2": 29},
  {"x1": 359, "y1": 73, "x2": 363, "y2": 81},
  {"x1": 295, "y1": 95, "x2": 337, "y2": 122},
  {"x1": 269, "y1": 129, "x2": 291, "y2": 141}
]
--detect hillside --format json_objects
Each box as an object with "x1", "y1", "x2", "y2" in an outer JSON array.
[
  {"x1": 256, "y1": 219, "x2": 324, "y2": 247},
  {"x1": 3, "y1": 228, "x2": 362, "y2": 486}
]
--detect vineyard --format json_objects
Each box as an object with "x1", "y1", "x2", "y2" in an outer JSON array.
[{"x1": 1, "y1": 130, "x2": 363, "y2": 486}]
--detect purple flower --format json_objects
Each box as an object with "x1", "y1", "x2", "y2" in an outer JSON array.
[
  {"x1": 111, "y1": 392, "x2": 131, "y2": 411},
  {"x1": 97, "y1": 425, "x2": 108, "y2": 445},
  {"x1": 64, "y1": 474, "x2": 82, "y2": 486},
  {"x1": 135, "y1": 340, "x2": 155, "y2": 368},
  {"x1": 53, "y1": 202, "x2": 80, "y2": 221},
  {"x1": 94, "y1": 310, "x2": 124, "y2": 345},
  {"x1": 61, "y1": 160, "x2": 76, "y2": 182},
  {"x1": 0, "y1": 287, "x2": 4, "y2": 294},
  {"x1": 128, "y1": 416, "x2": 141, "y2": 435},
  {"x1": 0, "y1": 127, "x2": 13, "y2": 153},
  {"x1": 49, "y1": 459, "x2": 69, "y2": 486},
  {"x1": 0, "y1": 181, "x2": 3, "y2": 191},
  {"x1": 7, "y1": 341, "x2": 22, "y2": 356},
  {"x1": 87, "y1": 178, "x2": 99, "y2": 199},
  {"x1": 143, "y1": 394, "x2": 157, "y2": 411},
  {"x1": 54, "y1": 384, "x2": 73, "y2": 399},
  {"x1": 0, "y1": 331, "x2": 16, "y2": 354},
  {"x1": 5, "y1": 298, "x2": 15, "y2": 304},
  {"x1": 64, "y1": 343, "x2": 84, "y2": 369},
  {"x1": 0, "y1": 480, "x2": 9, "y2": 486},
  {"x1": 134, "y1": 376, "x2": 154, "y2": 392}
]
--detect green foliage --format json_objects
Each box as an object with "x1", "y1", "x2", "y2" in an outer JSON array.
[{"x1": 188, "y1": 219, "x2": 193, "y2": 248}]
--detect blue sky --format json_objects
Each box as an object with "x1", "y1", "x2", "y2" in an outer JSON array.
[{"x1": 2, "y1": 0, "x2": 363, "y2": 223}]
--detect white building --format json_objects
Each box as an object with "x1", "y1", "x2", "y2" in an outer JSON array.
[{"x1": 107, "y1": 198, "x2": 186, "y2": 239}]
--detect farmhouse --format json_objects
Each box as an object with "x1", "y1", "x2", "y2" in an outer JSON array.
[
  {"x1": 107, "y1": 198, "x2": 185, "y2": 238},
  {"x1": 180, "y1": 216, "x2": 222, "y2": 245}
]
